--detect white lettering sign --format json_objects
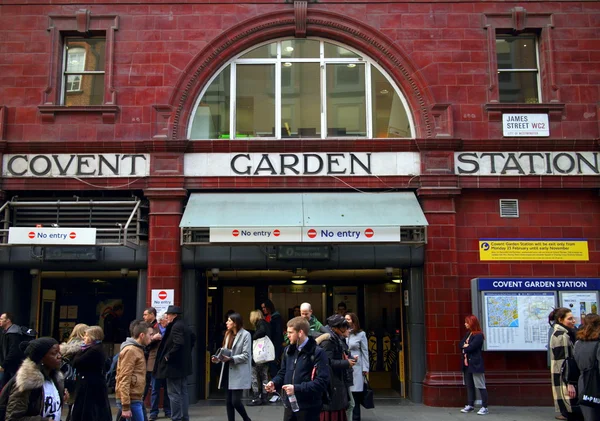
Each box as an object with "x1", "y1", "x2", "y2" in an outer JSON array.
[
  {"x1": 502, "y1": 114, "x2": 549, "y2": 137},
  {"x1": 184, "y1": 152, "x2": 421, "y2": 176},
  {"x1": 454, "y1": 152, "x2": 600, "y2": 176},
  {"x1": 209, "y1": 227, "x2": 302, "y2": 243},
  {"x1": 2, "y1": 154, "x2": 150, "y2": 177},
  {"x1": 151, "y1": 289, "x2": 174, "y2": 316},
  {"x1": 8, "y1": 227, "x2": 97, "y2": 245},
  {"x1": 302, "y1": 226, "x2": 401, "y2": 243}
]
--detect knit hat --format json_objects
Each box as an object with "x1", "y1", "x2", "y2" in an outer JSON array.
[
  {"x1": 327, "y1": 314, "x2": 349, "y2": 329},
  {"x1": 20, "y1": 337, "x2": 59, "y2": 364}
]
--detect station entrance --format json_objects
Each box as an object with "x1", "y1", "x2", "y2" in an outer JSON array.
[{"x1": 205, "y1": 268, "x2": 409, "y2": 400}]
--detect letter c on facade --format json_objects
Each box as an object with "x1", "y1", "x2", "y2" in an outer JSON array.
[{"x1": 7, "y1": 155, "x2": 28, "y2": 176}]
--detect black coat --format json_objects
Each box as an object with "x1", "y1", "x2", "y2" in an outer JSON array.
[
  {"x1": 268, "y1": 312, "x2": 283, "y2": 358},
  {"x1": 71, "y1": 343, "x2": 112, "y2": 421},
  {"x1": 253, "y1": 319, "x2": 271, "y2": 340},
  {"x1": 1, "y1": 324, "x2": 24, "y2": 380},
  {"x1": 317, "y1": 327, "x2": 352, "y2": 411},
  {"x1": 272, "y1": 336, "x2": 330, "y2": 411},
  {"x1": 154, "y1": 316, "x2": 195, "y2": 379},
  {"x1": 460, "y1": 332, "x2": 485, "y2": 373}
]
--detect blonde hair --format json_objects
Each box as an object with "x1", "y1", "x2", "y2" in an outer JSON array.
[
  {"x1": 250, "y1": 310, "x2": 263, "y2": 327},
  {"x1": 85, "y1": 325, "x2": 105, "y2": 342},
  {"x1": 68, "y1": 323, "x2": 89, "y2": 343}
]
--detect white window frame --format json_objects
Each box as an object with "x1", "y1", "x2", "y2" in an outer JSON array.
[
  {"x1": 61, "y1": 37, "x2": 106, "y2": 105},
  {"x1": 496, "y1": 34, "x2": 542, "y2": 103},
  {"x1": 188, "y1": 38, "x2": 415, "y2": 140}
]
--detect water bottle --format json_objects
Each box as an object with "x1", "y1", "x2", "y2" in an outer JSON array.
[{"x1": 288, "y1": 393, "x2": 300, "y2": 412}]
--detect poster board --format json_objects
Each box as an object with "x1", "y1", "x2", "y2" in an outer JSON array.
[
  {"x1": 481, "y1": 291, "x2": 556, "y2": 351},
  {"x1": 559, "y1": 291, "x2": 599, "y2": 327}
]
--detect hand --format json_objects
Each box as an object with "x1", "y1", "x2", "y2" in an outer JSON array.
[
  {"x1": 363, "y1": 371, "x2": 369, "y2": 378},
  {"x1": 463, "y1": 344, "x2": 468, "y2": 348},
  {"x1": 568, "y1": 384, "x2": 576, "y2": 399},
  {"x1": 211, "y1": 356, "x2": 219, "y2": 364},
  {"x1": 282, "y1": 384, "x2": 295, "y2": 395},
  {"x1": 64, "y1": 390, "x2": 70, "y2": 402},
  {"x1": 264, "y1": 381, "x2": 275, "y2": 393},
  {"x1": 353, "y1": 355, "x2": 359, "y2": 362},
  {"x1": 0, "y1": 366, "x2": 4, "y2": 372},
  {"x1": 348, "y1": 358, "x2": 357, "y2": 367},
  {"x1": 221, "y1": 355, "x2": 232, "y2": 362},
  {"x1": 121, "y1": 410, "x2": 133, "y2": 418},
  {"x1": 153, "y1": 333, "x2": 162, "y2": 341}
]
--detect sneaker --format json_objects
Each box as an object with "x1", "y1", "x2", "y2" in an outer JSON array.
[
  {"x1": 460, "y1": 405, "x2": 475, "y2": 413},
  {"x1": 477, "y1": 407, "x2": 489, "y2": 415},
  {"x1": 148, "y1": 415, "x2": 157, "y2": 421},
  {"x1": 247, "y1": 399, "x2": 263, "y2": 406}
]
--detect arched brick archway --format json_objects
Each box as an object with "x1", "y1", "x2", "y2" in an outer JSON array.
[{"x1": 170, "y1": 9, "x2": 435, "y2": 140}]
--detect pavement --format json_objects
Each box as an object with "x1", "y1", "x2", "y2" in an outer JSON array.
[{"x1": 169, "y1": 400, "x2": 557, "y2": 421}]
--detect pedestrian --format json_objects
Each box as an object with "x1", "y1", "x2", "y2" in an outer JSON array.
[
  {"x1": 574, "y1": 313, "x2": 600, "y2": 421},
  {"x1": 154, "y1": 305, "x2": 195, "y2": 421},
  {"x1": 149, "y1": 312, "x2": 171, "y2": 420},
  {"x1": 336, "y1": 303, "x2": 347, "y2": 316},
  {"x1": 549, "y1": 310, "x2": 565, "y2": 420},
  {"x1": 317, "y1": 314, "x2": 354, "y2": 421},
  {"x1": 293, "y1": 306, "x2": 301, "y2": 318},
  {"x1": 550, "y1": 308, "x2": 582, "y2": 421},
  {"x1": 212, "y1": 312, "x2": 252, "y2": 421},
  {"x1": 345, "y1": 313, "x2": 369, "y2": 421},
  {"x1": 248, "y1": 309, "x2": 271, "y2": 406},
  {"x1": 0, "y1": 312, "x2": 25, "y2": 388},
  {"x1": 265, "y1": 316, "x2": 330, "y2": 421},
  {"x1": 116, "y1": 320, "x2": 154, "y2": 421},
  {"x1": 459, "y1": 314, "x2": 489, "y2": 416},
  {"x1": 71, "y1": 325, "x2": 112, "y2": 421},
  {"x1": 60, "y1": 323, "x2": 89, "y2": 360},
  {"x1": 300, "y1": 303, "x2": 323, "y2": 337},
  {"x1": 261, "y1": 299, "x2": 283, "y2": 378},
  {"x1": 4, "y1": 337, "x2": 65, "y2": 421}
]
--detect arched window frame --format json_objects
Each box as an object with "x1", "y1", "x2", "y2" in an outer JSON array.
[{"x1": 188, "y1": 38, "x2": 415, "y2": 140}]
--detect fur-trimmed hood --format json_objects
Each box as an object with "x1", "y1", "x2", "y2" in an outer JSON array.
[
  {"x1": 315, "y1": 333, "x2": 330, "y2": 345},
  {"x1": 14, "y1": 358, "x2": 64, "y2": 393}
]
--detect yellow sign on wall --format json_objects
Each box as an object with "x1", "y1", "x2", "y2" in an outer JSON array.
[{"x1": 479, "y1": 240, "x2": 589, "y2": 261}]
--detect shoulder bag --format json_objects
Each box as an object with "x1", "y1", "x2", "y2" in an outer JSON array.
[
  {"x1": 253, "y1": 336, "x2": 275, "y2": 364},
  {"x1": 361, "y1": 374, "x2": 375, "y2": 409}
]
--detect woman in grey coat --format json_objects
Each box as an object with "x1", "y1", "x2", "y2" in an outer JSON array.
[
  {"x1": 574, "y1": 314, "x2": 600, "y2": 421},
  {"x1": 212, "y1": 312, "x2": 252, "y2": 421},
  {"x1": 345, "y1": 313, "x2": 369, "y2": 421}
]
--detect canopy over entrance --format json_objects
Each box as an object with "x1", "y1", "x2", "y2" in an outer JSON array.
[{"x1": 180, "y1": 192, "x2": 427, "y2": 245}]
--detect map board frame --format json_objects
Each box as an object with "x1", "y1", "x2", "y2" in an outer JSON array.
[{"x1": 480, "y1": 290, "x2": 556, "y2": 351}]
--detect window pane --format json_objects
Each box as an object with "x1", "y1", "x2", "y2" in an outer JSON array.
[
  {"x1": 496, "y1": 37, "x2": 537, "y2": 70},
  {"x1": 64, "y1": 74, "x2": 104, "y2": 106},
  {"x1": 66, "y1": 39, "x2": 106, "y2": 71},
  {"x1": 281, "y1": 63, "x2": 320, "y2": 138},
  {"x1": 190, "y1": 65, "x2": 231, "y2": 139},
  {"x1": 236, "y1": 64, "x2": 275, "y2": 138},
  {"x1": 498, "y1": 71, "x2": 539, "y2": 103},
  {"x1": 324, "y1": 42, "x2": 360, "y2": 59},
  {"x1": 281, "y1": 39, "x2": 320, "y2": 59},
  {"x1": 240, "y1": 43, "x2": 277, "y2": 59},
  {"x1": 371, "y1": 66, "x2": 410, "y2": 138},
  {"x1": 326, "y1": 64, "x2": 366, "y2": 137}
]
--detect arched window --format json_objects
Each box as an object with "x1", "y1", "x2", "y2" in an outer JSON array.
[{"x1": 189, "y1": 39, "x2": 414, "y2": 140}]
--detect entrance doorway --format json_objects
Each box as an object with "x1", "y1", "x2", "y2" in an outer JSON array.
[{"x1": 204, "y1": 269, "x2": 408, "y2": 399}]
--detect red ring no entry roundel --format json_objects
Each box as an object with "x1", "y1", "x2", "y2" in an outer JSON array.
[
  {"x1": 307, "y1": 229, "x2": 317, "y2": 238},
  {"x1": 365, "y1": 228, "x2": 374, "y2": 238},
  {"x1": 232, "y1": 229, "x2": 239, "y2": 237}
]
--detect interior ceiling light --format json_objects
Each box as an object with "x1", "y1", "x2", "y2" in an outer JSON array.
[
  {"x1": 347, "y1": 63, "x2": 356, "y2": 68},
  {"x1": 392, "y1": 277, "x2": 401, "y2": 284},
  {"x1": 283, "y1": 62, "x2": 293, "y2": 67},
  {"x1": 285, "y1": 46, "x2": 294, "y2": 52},
  {"x1": 380, "y1": 89, "x2": 389, "y2": 94},
  {"x1": 291, "y1": 279, "x2": 307, "y2": 285}
]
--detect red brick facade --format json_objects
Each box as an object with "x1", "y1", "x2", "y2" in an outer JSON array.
[{"x1": 1, "y1": 0, "x2": 599, "y2": 406}]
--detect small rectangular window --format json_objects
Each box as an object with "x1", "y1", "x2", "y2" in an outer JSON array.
[
  {"x1": 63, "y1": 38, "x2": 106, "y2": 106},
  {"x1": 496, "y1": 35, "x2": 540, "y2": 103}
]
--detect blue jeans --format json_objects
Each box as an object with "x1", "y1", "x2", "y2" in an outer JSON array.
[
  {"x1": 117, "y1": 400, "x2": 145, "y2": 421},
  {"x1": 150, "y1": 376, "x2": 171, "y2": 417},
  {"x1": 166, "y1": 377, "x2": 189, "y2": 421}
]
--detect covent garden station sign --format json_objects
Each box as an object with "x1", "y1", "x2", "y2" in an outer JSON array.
[{"x1": 2, "y1": 151, "x2": 599, "y2": 178}]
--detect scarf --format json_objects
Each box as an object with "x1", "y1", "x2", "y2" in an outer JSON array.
[
  {"x1": 223, "y1": 331, "x2": 236, "y2": 349},
  {"x1": 558, "y1": 323, "x2": 577, "y2": 345},
  {"x1": 81, "y1": 340, "x2": 102, "y2": 350}
]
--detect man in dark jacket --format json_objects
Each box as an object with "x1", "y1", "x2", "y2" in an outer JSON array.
[
  {"x1": 266, "y1": 317, "x2": 329, "y2": 421},
  {"x1": 153, "y1": 306, "x2": 195, "y2": 421},
  {"x1": 262, "y1": 299, "x2": 283, "y2": 378},
  {"x1": 0, "y1": 312, "x2": 25, "y2": 388}
]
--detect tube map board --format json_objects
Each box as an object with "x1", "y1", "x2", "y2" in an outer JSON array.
[{"x1": 482, "y1": 292, "x2": 556, "y2": 351}]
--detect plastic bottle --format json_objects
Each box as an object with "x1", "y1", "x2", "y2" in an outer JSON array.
[{"x1": 288, "y1": 393, "x2": 300, "y2": 412}]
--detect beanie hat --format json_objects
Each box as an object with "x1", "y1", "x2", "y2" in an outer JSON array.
[
  {"x1": 20, "y1": 337, "x2": 58, "y2": 364},
  {"x1": 327, "y1": 314, "x2": 349, "y2": 329}
]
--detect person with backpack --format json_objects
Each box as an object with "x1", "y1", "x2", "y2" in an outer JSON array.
[
  {"x1": 265, "y1": 316, "x2": 330, "y2": 421},
  {"x1": 0, "y1": 313, "x2": 26, "y2": 389},
  {"x1": 71, "y1": 326, "x2": 112, "y2": 421},
  {"x1": 2, "y1": 337, "x2": 64, "y2": 421}
]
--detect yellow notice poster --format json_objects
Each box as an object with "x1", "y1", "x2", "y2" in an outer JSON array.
[{"x1": 479, "y1": 239, "x2": 589, "y2": 261}]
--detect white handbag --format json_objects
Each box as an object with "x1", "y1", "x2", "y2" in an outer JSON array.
[{"x1": 252, "y1": 336, "x2": 276, "y2": 364}]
